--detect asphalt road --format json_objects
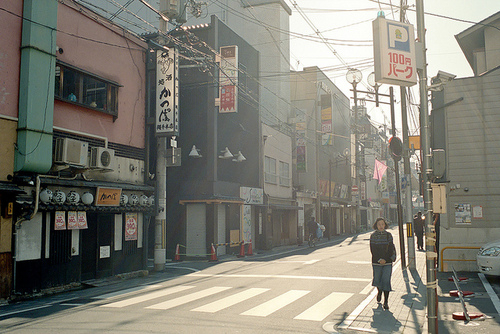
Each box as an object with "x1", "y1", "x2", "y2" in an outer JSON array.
[{"x1": 2, "y1": 230, "x2": 500, "y2": 334}]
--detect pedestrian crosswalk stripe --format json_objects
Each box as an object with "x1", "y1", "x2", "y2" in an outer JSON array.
[
  {"x1": 146, "y1": 286, "x2": 232, "y2": 310},
  {"x1": 240, "y1": 290, "x2": 310, "y2": 317},
  {"x1": 101, "y1": 285, "x2": 195, "y2": 308},
  {"x1": 95, "y1": 284, "x2": 162, "y2": 300},
  {"x1": 191, "y1": 288, "x2": 270, "y2": 313},
  {"x1": 294, "y1": 292, "x2": 353, "y2": 321}
]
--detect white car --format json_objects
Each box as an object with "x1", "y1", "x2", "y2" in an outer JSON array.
[{"x1": 477, "y1": 239, "x2": 500, "y2": 276}]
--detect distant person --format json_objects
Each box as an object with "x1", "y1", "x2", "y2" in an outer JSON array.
[
  {"x1": 414, "y1": 212, "x2": 425, "y2": 251},
  {"x1": 308, "y1": 217, "x2": 319, "y2": 238},
  {"x1": 370, "y1": 217, "x2": 396, "y2": 310}
]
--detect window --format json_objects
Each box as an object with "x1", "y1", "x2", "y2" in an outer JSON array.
[
  {"x1": 264, "y1": 156, "x2": 277, "y2": 184},
  {"x1": 279, "y1": 161, "x2": 290, "y2": 187},
  {"x1": 55, "y1": 63, "x2": 119, "y2": 117}
]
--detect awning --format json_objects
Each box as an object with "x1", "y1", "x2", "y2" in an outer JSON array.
[
  {"x1": 0, "y1": 182, "x2": 25, "y2": 194},
  {"x1": 179, "y1": 195, "x2": 244, "y2": 205},
  {"x1": 321, "y1": 201, "x2": 342, "y2": 208},
  {"x1": 255, "y1": 204, "x2": 303, "y2": 210}
]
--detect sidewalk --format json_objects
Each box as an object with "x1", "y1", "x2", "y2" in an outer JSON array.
[{"x1": 324, "y1": 246, "x2": 500, "y2": 333}]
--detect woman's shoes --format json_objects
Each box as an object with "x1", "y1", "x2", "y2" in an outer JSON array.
[{"x1": 383, "y1": 302, "x2": 389, "y2": 310}]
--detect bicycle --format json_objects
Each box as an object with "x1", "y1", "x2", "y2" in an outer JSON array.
[{"x1": 308, "y1": 233, "x2": 317, "y2": 247}]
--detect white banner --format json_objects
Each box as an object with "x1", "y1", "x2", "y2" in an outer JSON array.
[{"x1": 156, "y1": 48, "x2": 179, "y2": 136}]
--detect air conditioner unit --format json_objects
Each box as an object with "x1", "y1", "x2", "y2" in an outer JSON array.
[
  {"x1": 54, "y1": 138, "x2": 89, "y2": 167},
  {"x1": 90, "y1": 147, "x2": 115, "y2": 169}
]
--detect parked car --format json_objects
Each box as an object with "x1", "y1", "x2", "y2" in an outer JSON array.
[{"x1": 477, "y1": 239, "x2": 500, "y2": 276}]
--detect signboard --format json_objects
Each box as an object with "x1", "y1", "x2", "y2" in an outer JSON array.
[
  {"x1": 78, "y1": 211, "x2": 88, "y2": 229},
  {"x1": 55, "y1": 211, "x2": 66, "y2": 230},
  {"x1": 125, "y1": 213, "x2": 138, "y2": 241},
  {"x1": 95, "y1": 187, "x2": 122, "y2": 206},
  {"x1": 360, "y1": 181, "x2": 366, "y2": 201},
  {"x1": 296, "y1": 136, "x2": 307, "y2": 172},
  {"x1": 68, "y1": 211, "x2": 78, "y2": 230},
  {"x1": 219, "y1": 45, "x2": 238, "y2": 113},
  {"x1": 156, "y1": 47, "x2": 179, "y2": 136},
  {"x1": 373, "y1": 17, "x2": 417, "y2": 86},
  {"x1": 321, "y1": 95, "x2": 332, "y2": 145},
  {"x1": 455, "y1": 203, "x2": 472, "y2": 224},
  {"x1": 242, "y1": 204, "x2": 252, "y2": 243},
  {"x1": 240, "y1": 187, "x2": 264, "y2": 205}
]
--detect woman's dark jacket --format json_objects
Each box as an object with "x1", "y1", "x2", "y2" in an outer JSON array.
[{"x1": 370, "y1": 230, "x2": 395, "y2": 264}]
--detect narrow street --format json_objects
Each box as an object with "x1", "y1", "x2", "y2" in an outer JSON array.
[{"x1": 0, "y1": 232, "x2": 376, "y2": 334}]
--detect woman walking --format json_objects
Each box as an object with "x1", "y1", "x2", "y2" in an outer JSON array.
[{"x1": 370, "y1": 217, "x2": 396, "y2": 310}]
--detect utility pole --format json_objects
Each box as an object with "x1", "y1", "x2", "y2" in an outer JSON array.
[
  {"x1": 400, "y1": 0, "x2": 416, "y2": 270},
  {"x1": 389, "y1": 87, "x2": 406, "y2": 268},
  {"x1": 346, "y1": 69, "x2": 363, "y2": 234},
  {"x1": 416, "y1": 1, "x2": 438, "y2": 332},
  {"x1": 155, "y1": 138, "x2": 167, "y2": 271}
]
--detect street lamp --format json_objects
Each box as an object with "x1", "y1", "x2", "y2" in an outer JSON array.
[
  {"x1": 367, "y1": 72, "x2": 381, "y2": 107},
  {"x1": 346, "y1": 68, "x2": 362, "y2": 233}
]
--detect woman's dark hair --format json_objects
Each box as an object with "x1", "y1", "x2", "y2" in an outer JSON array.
[{"x1": 373, "y1": 217, "x2": 389, "y2": 230}]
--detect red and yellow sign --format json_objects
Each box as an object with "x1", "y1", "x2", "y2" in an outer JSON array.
[{"x1": 125, "y1": 213, "x2": 138, "y2": 241}]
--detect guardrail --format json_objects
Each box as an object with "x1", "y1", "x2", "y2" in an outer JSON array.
[{"x1": 440, "y1": 246, "x2": 480, "y2": 272}]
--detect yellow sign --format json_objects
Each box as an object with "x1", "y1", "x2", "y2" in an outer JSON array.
[
  {"x1": 95, "y1": 187, "x2": 122, "y2": 206},
  {"x1": 408, "y1": 135, "x2": 420, "y2": 150}
]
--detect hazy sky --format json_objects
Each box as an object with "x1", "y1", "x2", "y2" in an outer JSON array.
[{"x1": 286, "y1": 0, "x2": 500, "y2": 131}]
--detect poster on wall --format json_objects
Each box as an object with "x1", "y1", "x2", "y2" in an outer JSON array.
[
  {"x1": 55, "y1": 211, "x2": 66, "y2": 230},
  {"x1": 455, "y1": 203, "x2": 472, "y2": 224},
  {"x1": 125, "y1": 213, "x2": 138, "y2": 241},
  {"x1": 473, "y1": 205, "x2": 483, "y2": 219},
  {"x1": 67, "y1": 211, "x2": 78, "y2": 230},
  {"x1": 242, "y1": 204, "x2": 252, "y2": 243},
  {"x1": 78, "y1": 211, "x2": 88, "y2": 229}
]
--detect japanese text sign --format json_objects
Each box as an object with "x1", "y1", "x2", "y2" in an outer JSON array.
[
  {"x1": 373, "y1": 17, "x2": 417, "y2": 87},
  {"x1": 156, "y1": 48, "x2": 179, "y2": 136},
  {"x1": 125, "y1": 213, "x2": 138, "y2": 241},
  {"x1": 95, "y1": 187, "x2": 122, "y2": 206},
  {"x1": 219, "y1": 45, "x2": 238, "y2": 113}
]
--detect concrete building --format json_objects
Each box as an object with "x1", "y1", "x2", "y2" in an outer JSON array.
[
  {"x1": 183, "y1": 1, "x2": 299, "y2": 249},
  {"x1": 158, "y1": 15, "x2": 263, "y2": 259},
  {"x1": 431, "y1": 11, "x2": 500, "y2": 271},
  {"x1": 0, "y1": 0, "x2": 152, "y2": 297},
  {"x1": 290, "y1": 67, "x2": 352, "y2": 240}
]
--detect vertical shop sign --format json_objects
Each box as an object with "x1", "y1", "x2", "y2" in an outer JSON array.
[
  {"x1": 156, "y1": 47, "x2": 179, "y2": 136},
  {"x1": 55, "y1": 211, "x2": 66, "y2": 230},
  {"x1": 242, "y1": 205, "x2": 252, "y2": 243},
  {"x1": 373, "y1": 17, "x2": 417, "y2": 86},
  {"x1": 219, "y1": 45, "x2": 238, "y2": 113},
  {"x1": 125, "y1": 213, "x2": 138, "y2": 241},
  {"x1": 321, "y1": 94, "x2": 333, "y2": 145}
]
